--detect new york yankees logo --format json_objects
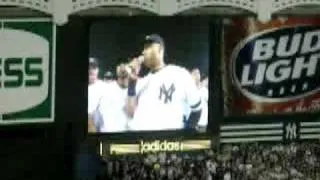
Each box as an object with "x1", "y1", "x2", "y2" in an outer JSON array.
[
  {"x1": 284, "y1": 122, "x2": 299, "y2": 141},
  {"x1": 159, "y1": 83, "x2": 176, "y2": 104}
]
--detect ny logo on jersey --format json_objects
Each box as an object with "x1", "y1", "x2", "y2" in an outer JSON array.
[{"x1": 159, "y1": 83, "x2": 176, "y2": 104}]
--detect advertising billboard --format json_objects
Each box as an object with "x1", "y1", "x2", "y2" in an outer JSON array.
[
  {"x1": 223, "y1": 17, "x2": 320, "y2": 116},
  {"x1": 0, "y1": 18, "x2": 55, "y2": 124},
  {"x1": 106, "y1": 139, "x2": 211, "y2": 155}
]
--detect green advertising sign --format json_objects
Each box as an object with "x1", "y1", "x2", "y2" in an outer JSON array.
[{"x1": 0, "y1": 18, "x2": 55, "y2": 124}]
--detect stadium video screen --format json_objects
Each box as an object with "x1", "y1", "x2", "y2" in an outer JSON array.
[{"x1": 88, "y1": 17, "x2": 209, "y2": 133}]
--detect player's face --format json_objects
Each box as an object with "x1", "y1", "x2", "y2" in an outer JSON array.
[
  {"x1": 142, "y1": 44, "x2": 162, "y2": 69},
  {"x1": 116, "y1": 64, "x2": 129, "y2": 88},
  {"x1": 89, "y1": 68, "x2": 99, "y2": 84}
]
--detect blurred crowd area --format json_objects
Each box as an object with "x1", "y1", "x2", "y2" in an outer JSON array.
[{"x1": 91, "y1": 141, "x2": 320, "y2": 180}]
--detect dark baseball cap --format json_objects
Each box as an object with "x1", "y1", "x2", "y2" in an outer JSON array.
[
  {"x1": 143, "y1": 34, "x2": 165, "y2": 49},
  {"x1": 104, "y1": 71, "x2": 114, "y2": 79},
  {"x1": 89, "y1": 57, "x2": 98, "y2": 69}
]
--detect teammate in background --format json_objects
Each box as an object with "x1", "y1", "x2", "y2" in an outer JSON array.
[
  {"x1": 88, "y1": 57, "x2": 108, "y2": 132},
  {"x1": 201, "y1": 76, "x2": 208, "y2": 89},
  {"x1": 103, "y1": 71, "x2": 114, "y2": 83},
  {"x1": 97, "y1": 64, "x2": 132, "y2": 132},
  {"x1": 125, "y1": 34, "x2": 202, "y2": 131},
  {"x1": 190, "y1": 68, "x2": 208, "y2": 129}
]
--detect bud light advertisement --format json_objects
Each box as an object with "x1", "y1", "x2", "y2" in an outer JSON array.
[{"x1": 223, "y1": 17, "x2": 320, "y2": 116}]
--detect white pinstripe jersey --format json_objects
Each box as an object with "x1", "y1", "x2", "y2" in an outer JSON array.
[{"x1": 129, "y1": 65, "x2": 202, "y2": 131}]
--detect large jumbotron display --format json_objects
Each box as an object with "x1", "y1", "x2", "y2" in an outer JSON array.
[{"x1": 88, "y1": 18, "x2": 209, "y2": 133}]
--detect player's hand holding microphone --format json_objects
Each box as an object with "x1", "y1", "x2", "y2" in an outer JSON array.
[
  {"x1": 126, "y1": 55, "x2": 144, "y2": 80},
  {"x1": 126, "y1": 55, "x2": 144, "y2": 117},
  {"x1": 127, "y1": 55, "x2": 144, "y2": 96}
]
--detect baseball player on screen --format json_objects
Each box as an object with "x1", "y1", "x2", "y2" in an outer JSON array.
[
  {"x1": 183, "y1": 68, "x2": 208, "y2": 130},
  {"x1": 88, "y1": 57, "x2": 108, "y2": 132},
  {"x1": 190, "y1": 68, "x2": 208, "y2": 129},
  {"x1": 96, "y1": 63, "x2": 132, "y2": 132},
  {"x1": 103, "y1": 71, "x2": 114, "y2": 83},
  {"x1": 125, "y1": 34, "x2": 202, "y2": 131}
]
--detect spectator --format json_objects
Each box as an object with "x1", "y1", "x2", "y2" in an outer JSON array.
[{"x1": 78, "y1": 141, "x2": 320, "y2": 180}]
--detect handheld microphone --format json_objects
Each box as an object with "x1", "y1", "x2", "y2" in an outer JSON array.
[
  {"x1": 126, "y1": 55, "x2": 144, "y2": 75},
  {"x1": 129, "y1": 55, "x2": 144, "y2": 67}
]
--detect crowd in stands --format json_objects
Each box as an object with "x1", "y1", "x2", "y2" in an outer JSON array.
[{"x1": 93, "y1": 141, "x2": 320, "y2": 180}]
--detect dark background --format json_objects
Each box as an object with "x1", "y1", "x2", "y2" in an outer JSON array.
[
  {"x1": 0, "y1": 16, "x2": 223, "y2": 180},
  {"x1": 89, "y1": 17, "x2": 210, "y2": 77}
]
